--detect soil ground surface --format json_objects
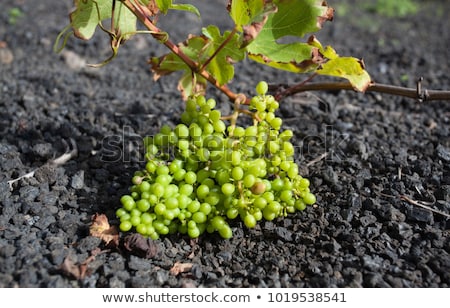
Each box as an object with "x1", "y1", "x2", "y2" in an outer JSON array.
[{"x1": 0, "y1": 0, "x2": 449, "y2": 287}]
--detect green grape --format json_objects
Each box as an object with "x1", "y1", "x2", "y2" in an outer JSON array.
[
  {"x1": 199, "y1": 202, "x2": 212, "y2": 216},
  {"x1": 280, "y1": 190, "x2": 293, "y2": 202},
  {"x1": 165, "y1": 197, "x2": 179, "y2": 209},
  {"x1": 189, "y1": 123, "x2": 202, "y2": 138},
  {"x1": 253, "y1": 98, "x2": 266, "y2": 112},
  {"x1": 187, "y1": 200, "x2": 201, "y2": 213},
  {"x1": 271, "y1": 178, "x2": 284, "y2": 191},
  {"x1": 253, "y1": 209, "x2": 263, "y2": 221},
  {"x1": 215, "y1": 169, "x2": 230, "y2": 186},
  {"x1": 231, "y1": 150, "x2": 241, "y2": 166},
  {"x1": 218, "y1": 225, "x2": 233, "y2": 239},
  {"x1": 136, "y1": 223, "x2": 147, "y2": 235},
  {"x1": 119, "y1": 220, "x2": 132, "y2": 232},
  {"x1": 175, "y1": 124, "x2": 189, "y2": 138},
  {"x1": 145, "y1": 161, "x2": 157, "y2": 173},
  {"x1": 213, "y1": 120, "x2": 226, "y2": 133},
  {"x1": 210, "y1": 216, "x2": 226, "y2": 230},
  {"x1": 192, "y1": 211, "x2": 207, "y2": 224},
  {"x1": 243, "y1": 174, "x2": 256, "y2": 188},
  {"x1": 196, "y1": 184, "x2": 210, "y2": 200},
  {"x1": 303, "y1": 192, "x2": 316, "y2": 205},
  {"x1": 209, "y1": 109, "x2": 221, "y2": 122},
  {"x1": 244, "y1": 214, "x2": 257, "y2": 228},
  {"x1": 154, "y1": 203, "x2": 166, "y2": 216},
  {"x1": 232, "y1": 126, "x2": 245, "y2": 137},
  {"x1": 188, "y1": 226, "x2": 200, "y2": 238},
  {"x1": 256, "y1": 81, "x2": 269, "y2": 95},
  {"x1": 141, "y1": 212, "x2": 153, "y2": 224},
  {"x1": 203, "y1": 122, "x2": 214, "y2": 135},
  {"x1": 116, "y1": 208, "x2": 127, "y2": 218},
  {"x1": 180, "y1": 183, "x2": 194, "y2": 196},
  {"x1": 206, "y1": 98, "x2": 216, "y2": 109},
  {"x1": 270, "y1": 117, "x2": 282, "y2": 130},
  {"x1": 196, "y1": 148, "x2": 210, "y2": 162},
  {"x1": 231, "y1": 166, "x2": 244, "y2": 180},
  {"x1": 226, "y1": 207, "x2": 239, "y2": 219},
  {"x1": 254, "y1": 196, "x2": 267, "y2": 209},
  {"x1": 184, "y1": 171, "x2": 197, "y2": 184},
  {"x1": 298, "y1": 177, "x2": 310, "y2": 189},
  {"x1": 156, "y1": 165, "x2": 170, "y2": 175},
  {"x1": 136, "y1": 199, "x2": 151, "y2": 212},
  {"x1": 173, "y1": 169, "x2": 186, "y2": 181},
  {"x1": 221, "y1": 183, "x2": 235, "y2": 196},
  {"x1": 263, "y1": 207, "x2": 277, "y2": 221},
  {"x1": 295, "y1": 199, "x2": 307, "y2": 211},
  {"x1": 121, "y1": 195, "x2": 136, "y2": 211}
]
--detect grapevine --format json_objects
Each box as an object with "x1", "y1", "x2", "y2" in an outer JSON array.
[
  {"x1": 55, "y1": 0, "x2": 375, "y2": 240},
  {"x1": 116, "y1": 82, "x2": 316, "y2": 239}
]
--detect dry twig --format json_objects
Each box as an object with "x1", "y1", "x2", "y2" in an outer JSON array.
[{"x1": 7, "y1": 139, "x2": 78, "y2": 190}]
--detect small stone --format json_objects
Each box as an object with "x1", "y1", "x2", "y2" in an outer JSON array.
[
  {"x1": 70, "y1": 170, "x2": 84, "y2": 189},
  {"x1": 436, "y1": 144, "x2": 450, "y2": 162},
  {"x1": 0, "y1": 47, "x2": 14, "y2": 64}
]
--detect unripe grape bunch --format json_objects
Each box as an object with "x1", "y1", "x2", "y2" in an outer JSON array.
[{"x1": 116, "y1": 81, "x2": 316, "y2": 239}]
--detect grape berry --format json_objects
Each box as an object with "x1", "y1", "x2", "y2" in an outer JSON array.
[{"x1": 116, "y1": 81, "x2": 316, "y2": 239}]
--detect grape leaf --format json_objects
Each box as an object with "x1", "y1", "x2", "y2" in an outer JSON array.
[
  {"x1": 113, "y1": 2, "x2": 138, "y2": 41},
  {"x1": 70, "y1": 0, "x2": 113, "y2": 40},
  {"x1": 245, "y1": 0, "x2": 334, "y2": 73},
  {"x1": 228, "y1": 0, "x2": 277, "y2": 46},
  {"x1": 317, "y1": 57, "x2": 371, "y2": 92},
  {"x1": 308, "y1": 36, "x2": 371, "y2": 91},
  {"x1": 69, "y1": 0, "x2": 137, "y2": 41},
  {"x1": 156, "y1": 0, "x2": 200, "y2": 16},
  {"x1": 201, "y1": 25, "x2": 245, "y2": 85},
  {"x1": 228, "y1": 0, "x2": 266, "y2": 30}
]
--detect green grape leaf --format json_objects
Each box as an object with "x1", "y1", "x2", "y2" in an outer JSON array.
[
  {"x1": 170, "y1": 4, "x2": 200, "y2": 17},
  {"x1": 114, "y1": 2, "x2": 138, "y2": 41},
  {"x1": 317, "y1": 57, "x2": 372, "y2": 92},
  {"x1": 245, "y1": 0, "x2": 334, "y2": 73},
  {"x1": 308, "y1": 36, "x2": 371, "y2": 91},
  {"x1": 156, "y1": 0, "x2": 200, "y2": 17},
  {"x1": 70, "y1": 0, "x2": 113, "y2": 40},
  {"x1": 201, "y1": 25, "x2": 246, "y2": 85},
  {"x1": 227, "y1": 0, "x2": 277, "y2": 46},
  {"x1": 69, "y1": 0, "x2": 137, "y2": 41}
]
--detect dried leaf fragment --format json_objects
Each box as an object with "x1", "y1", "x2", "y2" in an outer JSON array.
[
  {"x1": 170, "y1": 262, "x2": 193, "y2": 276},
  {"x1": 89, "y1": 213, "x2": 119, "y2": 247},
  {"x1": 123, "y1": 233, "x2": 158, "y2": 259}
]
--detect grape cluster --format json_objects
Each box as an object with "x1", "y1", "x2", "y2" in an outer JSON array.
[{"x1": 116, "y1": 81, "x2": 316, "y2": 239}]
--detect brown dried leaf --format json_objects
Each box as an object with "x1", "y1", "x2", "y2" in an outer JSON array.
[
  {"x1": 123, "y1": 233, "x2": 158, "y2": 259},
  {"x1": 242, "y1": 16, "x2": 268, "y2": 47},
  {"x1": 89, "y1": 213, "x2": 119, "y2": 248},
  {"x1": 170, "y1": 262, "x2": 193, "y2": 276},
  {"x1": 60, "y1": 257, "x2": 82, "y2": 280},
  {"x1": 317, "y1": 1, "x2": 334, "y2": 28}
]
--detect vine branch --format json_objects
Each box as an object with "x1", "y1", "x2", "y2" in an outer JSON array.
[{"x1": 274, "y1": 77, "x2": 450, "y2": 102}]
